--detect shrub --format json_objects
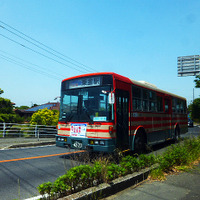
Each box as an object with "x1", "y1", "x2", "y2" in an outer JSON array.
[
  {"x1": 51, "y1": 177, "x2": 71, "y2": 198},
  {"x1": 38, "y1": 182, "x2": 52, "y2": 197},
  {"x1": 138, "y1": 154, "x2": 156, "y2": 168},
  {"x1": 120, "y1": 155, "x2": 140, "y2": 173},
  {"x1": 159, "y1": 144, "x2": 188, "y2": 172},
  {"x1": 105, "y1": 163, "x2": 125, "y2": 182}
]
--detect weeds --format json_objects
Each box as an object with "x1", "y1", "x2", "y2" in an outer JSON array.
[{"x1": 150, "y1": 136, "x2": 200, "y2": 180}]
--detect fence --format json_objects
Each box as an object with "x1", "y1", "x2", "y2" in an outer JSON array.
[{"x1": 0, "y1": 123, "x2": 57, "y2": 139}]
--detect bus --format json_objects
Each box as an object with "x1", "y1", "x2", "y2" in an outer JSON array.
[{"x1": 56, "y1": 72, "x2": 188, "y2": 152}]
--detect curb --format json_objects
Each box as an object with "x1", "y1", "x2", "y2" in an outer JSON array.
[
  {"x1": 26, "y1": 164, "x2": 159, "y2": 200},
  {"x1": 2, "y1": 141, "x2": 55, "y2": 150}
]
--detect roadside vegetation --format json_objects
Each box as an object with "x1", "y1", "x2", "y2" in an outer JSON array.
[
  {"x1": 38, "y1": 136, "x2": 200, "y2": 200},
  {"x1": 30, "y1": 108, "x2": 59, "y2": 126}
]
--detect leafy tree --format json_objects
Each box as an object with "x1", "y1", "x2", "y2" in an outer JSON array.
[
  {"x1": 0, "y1": 88, "x2": 3, "y2": 95},
  {"x1": 0, "y1": 97, "x2": 24, "y2": 122},
  {"x1": 0, "y1": 88, "x2": 24, "y2": 123},
  {"x1": 30, "y1": 108, "x2": 59, "y2": 125},
  {"x1": 189, "y1": 98, "x2": 200, "y2": 122},
  {"x1": 31, "y1": 103, "x2": 38, "y2": 108},
  {"x1": 194, "y1": 75, "x2": 200, "y2": 88},
  {"x1": 16, "y1": 105, "x2": 30, "y2": 110}
]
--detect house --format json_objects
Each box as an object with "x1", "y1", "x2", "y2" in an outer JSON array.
[{"x1": 15, "y1": 102, "x2": 60, "y2": 119}]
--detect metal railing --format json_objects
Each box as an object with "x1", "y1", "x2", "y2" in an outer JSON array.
[{"x1": 0, "y1": 123, "x2": 57, "y2": 139}]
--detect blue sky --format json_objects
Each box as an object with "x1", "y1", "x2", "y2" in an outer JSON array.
[{"x1": 0, "y1": 0, "x2": 200, "y2": 106}]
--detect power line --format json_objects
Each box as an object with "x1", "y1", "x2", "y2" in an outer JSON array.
[
  {"x1": 0, "y1": 24, "x2": 93, "y2": 73},
  {"x1": 0, "y1": 33, "x2": 87, "y2": 74},
  {"x1": 0, "y1": 20, "x2": 98, "y2": 73},
  {"x1": 0, "y1": 49, "x2": 64, "y2": 78},
  {"x1": 0, "y1": 53, "x2": 61, "y2": 80}
]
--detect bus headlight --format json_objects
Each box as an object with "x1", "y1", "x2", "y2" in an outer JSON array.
[
  {"x1": 99, "y1": 141, "x2": 105, "y2": 145},
  {"x1": 94, "y1": 140, "x2": 99, "y2": 145},
  {"x1": 89, "y1": 140, "x2": 105, "y2": 146}
]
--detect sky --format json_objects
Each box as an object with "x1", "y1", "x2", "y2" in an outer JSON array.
[{"x1": 0, "y1": 0, "x2": 200, "y2": 107}]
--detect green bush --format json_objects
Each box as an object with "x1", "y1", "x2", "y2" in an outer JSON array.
[
  {"x1": 138, "y1": 154, "x2": 156, "y2": 168},
  {"x1": 105, "y1": 163, "x2": 125, "y2": 182},
  {"x1": 30, "y1": 108, "x2": 59, "y2": 126},
  {"x1": 91, "y1": 161, "x2": 103, "y2": 184},
  {"x1": 51, "y1": 177, "x2": 71, "y2": 198},
  {"x1": 38, "y1": 182, "x2": 52, "y2": 197},
  {"x1": 120, "y1": 155, "x2": 140, "y2": 174}
]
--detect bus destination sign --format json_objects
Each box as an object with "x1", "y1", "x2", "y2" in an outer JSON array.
[{"x1": 69, "y1": 76, "x2": 101, "y2": 89}]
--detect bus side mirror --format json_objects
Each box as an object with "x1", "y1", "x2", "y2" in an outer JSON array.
[{"x1": 108, "y1": 92, "x2": 115, "y2": 104}]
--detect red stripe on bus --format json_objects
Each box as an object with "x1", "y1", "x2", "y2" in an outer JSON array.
[
  {"x1": 59, "y1": 128, "x2": 70, "y2": 131},
  {"x1": 131, "y1": 117, "x2": 172, "y2": 121},
  {"x1": 58, "y1": 122, "x2": 114, "y2": 125},
  {"x1": 87, "y1": 136, "x2": 116, "y2": 139},
  {"x1": 57, "y1": 134, "x2": 70, "y2": 136},
  {"x1": 87, "y1": 129, "x2": 109, "y2": 133},
  {"x1": 59, "y1": 128, "x2": 113, "y2": 133}
]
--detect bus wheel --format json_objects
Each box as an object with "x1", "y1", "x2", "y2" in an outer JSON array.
[{"x1": 134, "y1": 131, "x2": 146, "y2": 154}]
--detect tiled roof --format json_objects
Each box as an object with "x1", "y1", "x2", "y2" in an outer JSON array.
[{"x1": 25, "y1": 103, "x2": 58, "y2": 112}]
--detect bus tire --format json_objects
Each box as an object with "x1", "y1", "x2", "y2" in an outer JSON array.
[{"x1": 134, "y1": 130, "x2": 146, "y2": 154}]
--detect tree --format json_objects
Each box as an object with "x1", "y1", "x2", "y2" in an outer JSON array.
[
  {"x1": 0, "y1": 88, "x2": 24, "y2": 123},
  {"x1": 0, "y1": 88, "x2": 3, "y2": 95},
  {"x1": 194, "y1": 75, "x2": 200, "y2": 88},
  {"x1": 0, "y1": 97, "x2": 22, "y2": 122},
  {"x1": 16, "y1": 105, "x2": 30, "y2": 110},
  {"x1": 30, "y1": 108, "x2": 59, "y2": 126},
  {"x1": 189, "y1": 98, "x2": 200, "y2": 123}
]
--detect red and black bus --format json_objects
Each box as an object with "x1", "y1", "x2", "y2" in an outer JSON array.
[{"x1": 56, "y1": 72, "x2": 188, "y2": 152}]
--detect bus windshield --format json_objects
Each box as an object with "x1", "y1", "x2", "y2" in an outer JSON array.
[{"x1": 59, "y1": 86, "x2": 113, "y2": 122}]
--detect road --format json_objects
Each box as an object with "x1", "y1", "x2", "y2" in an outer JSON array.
[
  {"x1": 0, "y1": 146, "x2": 85, "y2": 200},
  {"x1": 0, "y1": 126, "x2": 199, "y2": 200}
]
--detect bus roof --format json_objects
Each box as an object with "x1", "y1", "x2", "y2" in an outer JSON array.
[{"x1": 62, "y1": 72, "x2": 186, "y2": 100}]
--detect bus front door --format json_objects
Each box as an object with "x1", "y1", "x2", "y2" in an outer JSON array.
[{"x1": 115, "y1": 89, "x2": 129, "y2": 150}]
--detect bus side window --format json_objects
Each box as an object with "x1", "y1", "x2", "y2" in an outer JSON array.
[
  {"x1": 157, "y1": 96, "x2": 163, "y2": 112},
  {"x1": 142, "y1": 89, "x2": 148, "y2": 111},
  {"x1": 149, "y1": 91, "x2": 156, "y2": 111},
  {"x1": 164, "y1": 99, "x2": 169, "y2": 113},
  {"x1": 132, "y1": 86, "x2": 142, "y2": 111},
  {"x1": 172, "y1": 98, "x2": 176, "y2": 113}
]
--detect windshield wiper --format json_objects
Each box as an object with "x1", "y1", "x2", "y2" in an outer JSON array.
[
  {"x1": 84, "y1": 110, "x2": 93, "y2": 124},
  {"x1": 65, "y1": 112, "x2": 73, "y2": 122}
]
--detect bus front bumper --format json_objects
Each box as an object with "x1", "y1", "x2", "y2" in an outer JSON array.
[{"x1": 56, "y1": 135, "x2": 115, "y2": 153}]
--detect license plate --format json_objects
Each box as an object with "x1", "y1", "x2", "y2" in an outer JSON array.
[{"x1": 72, "y1": 140, "x2": 83, "y2": 149}]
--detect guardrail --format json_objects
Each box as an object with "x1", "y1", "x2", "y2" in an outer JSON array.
[{"x1": 0, "y1": 122, "x2": 57, "y2": 139}]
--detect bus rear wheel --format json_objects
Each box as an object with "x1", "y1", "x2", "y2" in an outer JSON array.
[{"x1": 134, "y1": 131, "x2": 146, "y2": 154}]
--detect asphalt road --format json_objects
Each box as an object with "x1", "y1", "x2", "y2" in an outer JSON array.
[
  {"x1": 0, "y1": 146, "x2": 85, "y2": 200},
  {"x1": 0, "y1": 126, "x2": 199, "y2": 200}
]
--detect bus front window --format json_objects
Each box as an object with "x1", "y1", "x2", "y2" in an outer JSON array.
[{"x1": 59, "y1": 86, "x2": 113, "y2": 122}]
